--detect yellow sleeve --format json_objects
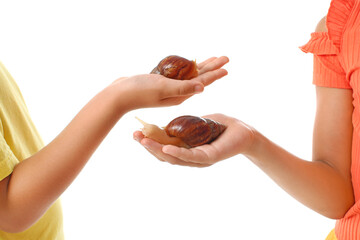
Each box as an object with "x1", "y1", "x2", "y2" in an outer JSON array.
[{"x1": 0, "y1": 124, "x2": 19, "y2": 181}]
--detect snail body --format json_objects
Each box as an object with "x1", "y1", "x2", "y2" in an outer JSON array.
[
  {"x1": 151, "y1": 55, "x2": 199, "y2": 80},
  {"x1": 136, "y1": 115, "x2": 226, "y2": 148},
  {"x1": 136, "y1": 117, "x2": 188, "y2": 148}
]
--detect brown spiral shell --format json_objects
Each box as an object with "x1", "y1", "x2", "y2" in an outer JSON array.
[
  {"x1": 164, "y1": 115, "x2": 226, "y2": 148},
  {"x1": 151, "y1": 55, "x2": 199, "y2": 80}
]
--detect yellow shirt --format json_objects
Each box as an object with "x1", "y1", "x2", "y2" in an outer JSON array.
[
  {"x1": 0, "y1": 62, "x2": 64, "y2": 240},
  {"x1": 326, "y1": 229, "x2": 337, "y2": 240}
]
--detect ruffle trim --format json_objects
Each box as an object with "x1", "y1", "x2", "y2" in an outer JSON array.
[
  {"x1": 299, "y1": 32, "x2": 338, "y2": 55},
  {"x1": 300, "y1": 0, "x2": 354, "y2": 55},
  {"x1": 327, "y1": 0, "x2": 355, "y2": 51}
]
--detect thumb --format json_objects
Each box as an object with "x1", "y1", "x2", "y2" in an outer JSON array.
[{"x1": 163, "y1": 81, "x2": 204, "y2": 98}]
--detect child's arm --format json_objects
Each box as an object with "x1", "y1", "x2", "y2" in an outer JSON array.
[
  {"x1": 0, "y1": 56, "x2": 229, "y2": 233},
  {"x1": 134, "y1": 86, "x2": 354, "y2": 219}
]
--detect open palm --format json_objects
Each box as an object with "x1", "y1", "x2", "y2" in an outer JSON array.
[{"x1": 134, "y1": 114, "x2": 255, "y2": 167}]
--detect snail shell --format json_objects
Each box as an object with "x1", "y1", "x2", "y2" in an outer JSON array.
[
  {"x1": 151, "y1": 55, "x2": 199, "y2": 80},
  {"x1": 136, "y1": 115, "x2": 226, "y2": 148},
  {"x1": 165, "y1": 115, "x2": 226, "y2": 147}
]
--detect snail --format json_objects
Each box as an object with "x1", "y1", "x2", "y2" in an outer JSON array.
[
  {"x1": 136, "y1": 115, "x2": 226, "y2": 148},
  {"x1": 151, "y1": 55, "x2": 199, "y2": 80}
]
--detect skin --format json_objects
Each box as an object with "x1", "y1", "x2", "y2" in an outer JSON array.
[
  {"x1": 134, "y1": 18, "x2": 355, "y2": 219},
  {"x1": 0, "y1": 56, "x2": 229, "y2": 233}
]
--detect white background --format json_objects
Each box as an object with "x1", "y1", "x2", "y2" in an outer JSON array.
[{"x1": 0, "y1": 0, "x2": 335, "y2": 239}]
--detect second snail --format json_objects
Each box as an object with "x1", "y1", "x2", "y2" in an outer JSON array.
[{"x1": 136, "y1": 115, "x2": 226, "y2": 148}]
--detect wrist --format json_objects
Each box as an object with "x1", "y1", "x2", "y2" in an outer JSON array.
[
  {"x1": 107, "y1": 77, "x2": 145, "y2": 114},
  {"x1": 109, "y1": 76, "x2": 152, "y2": 113},
  {"x1": 242, "y1": 126, "x2": 263, "y2": 159},
  {"x1": 100, "y1": 84, "x2": 131, "y2": 118},
  {"x1": 242, "y1": 127, "x2": 275, "y2": 168}
]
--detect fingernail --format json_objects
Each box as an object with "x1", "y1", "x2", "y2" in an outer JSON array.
[
  {"x1": 194, "y1": 85, "x2": 203, "y2": 93},
  {"x1": 162, "y1": 146, "x2": 171, "y2": 155},
  {"x1": 162, "y1": 147, "x2": 169, "y2": 154}
]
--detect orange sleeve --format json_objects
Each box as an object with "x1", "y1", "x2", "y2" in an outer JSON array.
[{"x1": 313, "y1": 54, "x2": 351, "y2": 89}]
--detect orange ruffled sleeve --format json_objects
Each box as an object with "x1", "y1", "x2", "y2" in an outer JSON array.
[{"x1": 300, "y1": 32, "x2": 351, "y2": 89}]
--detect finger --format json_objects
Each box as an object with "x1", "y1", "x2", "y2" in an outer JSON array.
[
  {"x1": 162, "y1": 145, "x2": 214, "y2": 164},
  {"x1": 134, "y1": 133, "x2": 165, "y2": 162},
  {"x1": 193, "y1": 68, "x2": 228, "y2": 87},
  {"x1": 168, "y1": 160, "x2": 211, "y2": 167},
  {"x1": 133, "y1": 131, "x2": 145, "y2": 142},
  {"x1": 197, "y1": 57, "x2": 217, "y2": 70},
  {"x1": 160, "y1": 95, "x2": 192, "y2": 106},
  {"x1": 140, "y1": 142, "x2": 165, "y2": 162},
  {"x1": 162, "y1": 154, "x2": 211, "y2": 167},
  {"x1": 141, "y1": 138, "x2": 208, "y2": 167},
  {"x1": 198, "y1": 56, "x2": 229, "y2": 75}
]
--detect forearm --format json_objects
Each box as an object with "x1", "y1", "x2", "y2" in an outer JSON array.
[
  {"x1": 3, "y1": 85, "x2": 126, "y2": 231},
  {"x1": 244, "y1": 130, "x2": 354, "y2": 219}
]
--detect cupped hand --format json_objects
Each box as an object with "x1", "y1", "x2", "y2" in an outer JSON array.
[
  {"x1": 112, "y1": 56, "x2": 229, "y2": 111},
  {"x1": 133, "y1": 114, "x2": 255, "y2": 167}
]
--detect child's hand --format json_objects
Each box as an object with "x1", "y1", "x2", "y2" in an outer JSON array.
[
  {"x1": 133, "y1": 114, "x2": 255, "y2": 167},
  {"x1": 112, "y1": 56, "x2": 229, "y2": 111}
]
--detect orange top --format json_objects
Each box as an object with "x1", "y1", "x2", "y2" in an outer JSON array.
[{"x1": 300, "y1": 0, "x2": 360, "y2": 239}]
